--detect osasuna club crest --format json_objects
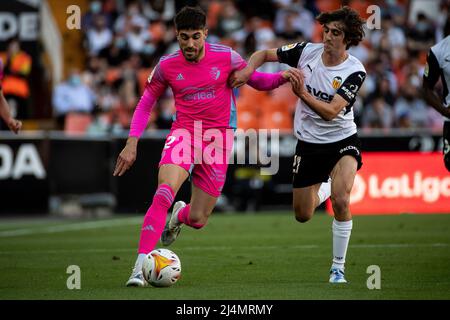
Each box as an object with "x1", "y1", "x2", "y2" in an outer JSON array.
[{"x1": 210, "y1": 67, "x2": 220, "y2": 80}]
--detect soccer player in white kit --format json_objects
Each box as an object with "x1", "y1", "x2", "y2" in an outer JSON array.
[
  {"x1": 230, "y1": 6, "x2": 366, "y2": 283},
  {"x1": 423, "y1": 17, "x2": 450, "y2": 172}
]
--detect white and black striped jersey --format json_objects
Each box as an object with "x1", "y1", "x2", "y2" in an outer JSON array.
[
  {"x1": 423, "y1": 35, "x2": 450, "y2": 121},
  {"x1": 277, "y1": 42, "x2": 366, "y2": 143}
]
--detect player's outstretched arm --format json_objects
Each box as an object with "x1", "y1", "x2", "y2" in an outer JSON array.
[
  {"x1": 229, "y1": 49, "x2": 279, "y2": 88},
  {"x1": 0, "y1": 91, "x2": 21, "y2": 134}
]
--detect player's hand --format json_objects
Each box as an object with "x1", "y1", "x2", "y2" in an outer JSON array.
[
  {"x1": 228, "y1": 66, "x2": 254, "y2": 88},
  {"x1": 113, "y1": 137, "x2": 138, "y2": 177},
  {"x1": 287, "y1": 69, "x2": 305, "y2": 97},
  {"x1": 6, "y1": 117, "x2": 22, "y2": 134}
]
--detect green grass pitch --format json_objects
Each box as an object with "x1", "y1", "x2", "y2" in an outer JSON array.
[{"x1": 0, "y1": 212, "x2": 449, "y2": 300}]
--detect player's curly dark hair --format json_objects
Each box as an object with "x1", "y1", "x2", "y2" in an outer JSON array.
[
  {"x1": 316, "y1": 6, "x2": 365, "y2": 49},
  {"x1": 174, "y1": 6, "x2": 206, "y2": 31}
]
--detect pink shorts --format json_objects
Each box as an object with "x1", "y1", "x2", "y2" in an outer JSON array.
[{"x1": 159, "y1": 127, "x2": 234, "y2": 197}]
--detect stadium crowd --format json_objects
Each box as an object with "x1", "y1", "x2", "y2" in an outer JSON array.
[{"x1": 3, "y1": 0, "x2": 450, "y2": 134}]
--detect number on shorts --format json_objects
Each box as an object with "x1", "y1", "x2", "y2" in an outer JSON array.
[{"x1": 164, "y1": 136, "x2": 176, "y2": 150}]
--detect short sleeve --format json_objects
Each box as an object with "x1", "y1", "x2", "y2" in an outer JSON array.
[
  {"x1": 276, "y1": 42, "x2": 308, "y2": 67},
  {"x1": 230, "y1": 50, "x2": 247, "y2": 71},
  {"x1": 336, "y1": 71, "x2": 366, "y2": 103},
  {"x1": 423, "y1": 49, "x2": 440, "y2": 88}
]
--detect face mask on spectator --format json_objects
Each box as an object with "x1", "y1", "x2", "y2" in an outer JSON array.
[
  {"x1": 115, "y1": 38, "x2": 126, "y2": 49},
  {"x1": 69, "y1": 75, "x2": 82, "y2": 86},
  {"x1": 143, "y1": 44, "x2": 155, "y2": 55},
  {"x1": 416, "y1": 22, "x2": 428, "y2": 32},
  {"x1": 91, "y1": 1, "x2": 101, "y2": 14},
  {"x1": 128, "y1": 6, "x2": 139, "y2": 16}
]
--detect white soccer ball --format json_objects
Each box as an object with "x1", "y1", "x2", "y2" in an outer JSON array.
[{"x1": 142, "y1": 248, "x2": 181, "y2": 287}]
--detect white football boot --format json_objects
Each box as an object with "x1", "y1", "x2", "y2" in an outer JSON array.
[
  {"x1": 126, "y1": 261, "x2": 147, "y2": 287},
  {"x1": 329, "y1": 268, "x2": 347, "y2": 284},
  {"x1": 160, "y1": 201, "x2": 186, "y2": 246}
]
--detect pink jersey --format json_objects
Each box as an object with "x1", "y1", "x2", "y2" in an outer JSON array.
[{"x1": 129, "y1": 42, "x2": 286, "y2": 137}]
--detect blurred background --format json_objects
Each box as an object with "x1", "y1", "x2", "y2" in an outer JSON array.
[{"x1": 0, "y1": 0, "x2": 449, "y2": 216}]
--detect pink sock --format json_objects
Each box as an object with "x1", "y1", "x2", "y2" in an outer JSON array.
[
  {"x1": 138, "y1": 184, "x2": 175, "y2": 254},
  {"x1": 177, "y1": 204, "x2": 205, "y2": 229}
]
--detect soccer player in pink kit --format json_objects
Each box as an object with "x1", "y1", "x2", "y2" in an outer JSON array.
[{"x1": 113, "y1": 6, "x2": 295, "y2": 287}]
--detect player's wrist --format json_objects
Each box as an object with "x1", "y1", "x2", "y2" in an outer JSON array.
[
  {"x1": 126, "y1": 136, "x2": 139, "y2": 146},
  {"x1": 245, "y1": 65, "x2": 256, "y2": 75}
]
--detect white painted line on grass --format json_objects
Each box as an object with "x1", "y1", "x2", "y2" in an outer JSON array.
[
  {"x1": 0, "y1": 217, "x2": 143, "y2": 238},
  {"x1": 0, "y1": 243, "x2": 448, "y2": 255}
]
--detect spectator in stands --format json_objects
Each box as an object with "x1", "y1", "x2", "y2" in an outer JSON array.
[
  {"x1": 394, "y1": 78, "x2": 431, "y2": 128},
  {"x1": 406, "y1": 12, "x2": 435, "y2": 52},
  {"x1": 114, "y1": 1, "x2": 148, "y2": 36},
  {"x1": 273, "y1": 0, "x2": 315, "y2": 41},
  {"x1": 142, "y1": 0, "x2": 176, "y2": 23},
  {"x1": 369, "y1": 13, "x2": 406, "y2": 51},
  {"x1": 275, "y1": 9, "x2": 306, "y2": 41},
  {"x1": 126, "y1": 16, "x2": 152, "y2": 54},
  {"x1": 82, "y1": 0, "x2": 114, "y2": 31},
  {"x1": 0, "y1": 37, "x2": 32, "y2": 121},
  {"x1": 365, "y1": 76, "x2": 396, "y2": 107},
  {"x1": 214, "y1": 0, "x2": 244, "y2": 39},
  {"x1": 362, "y1": 96, "x2": 394, "y2": 129},
  {"x1": 52, "y1": 69, "x2": 96, "y2": 130},
  {"x1": 86, "y1": 14, "x2": 113, "y2": 56},
  {"x1": 98, "y1": 35, "x2": 131, "y2": 67}
]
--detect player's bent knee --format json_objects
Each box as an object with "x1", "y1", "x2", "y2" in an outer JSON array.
[
  {"x1": 293, "y1": 206, "x2": 313, "y2": 223},
  {"x1": 295, "y1": 215, "x2": 311, "y2": 223},
  {"x1": 188, "y1": 210, "x2": 209, "y2": 227},
  {"x1": 331, "y1": 195, "x2": 350, "y2": 214}
]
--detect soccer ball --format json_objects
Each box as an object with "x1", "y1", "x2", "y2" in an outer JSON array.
[{"x1": 142, "y1": 248, "x2": 181, "y2": 287}]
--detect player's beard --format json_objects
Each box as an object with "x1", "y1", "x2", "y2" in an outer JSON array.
[{"x1": 183, "y1": 46, "x2": 203, "y2": 62}]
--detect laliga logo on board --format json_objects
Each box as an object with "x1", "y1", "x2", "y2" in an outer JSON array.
[
  {"x1": 350, "y1": 174, "x2": 366, "y2": 204},
  {"x1": 350, "y1": 172, "x2": 450, "y2": 204}
]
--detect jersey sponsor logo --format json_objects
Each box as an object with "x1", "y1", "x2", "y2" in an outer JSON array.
[
  {"x1": 281, "y1": 43, "x2": 297, "y2": 51},
  {"x1": 339, "y1": 145, "x2": 360, "y2": 156},
  {"x1": 210, "y1": 67, "x2": 221, "y2": 80},
  {"x1": 332, "y1": 76, "x2": 342, "y2": 89},
  {"x1": 181, "y1": 86, "x2": 216, "y2": 102},
  {"x1": 306, "y1": 84, "x2": 333, "y2": 102}
]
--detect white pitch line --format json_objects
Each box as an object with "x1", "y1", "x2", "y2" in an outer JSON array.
[
  {"x1": 0, "y1": 243, "x2": 448, "y2": 255},
  {"x1": 0, "y1": 217, "x2": 143, "y2": 238}
]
